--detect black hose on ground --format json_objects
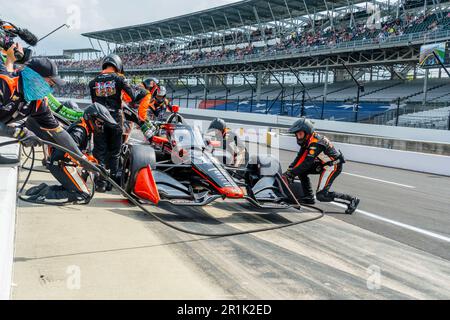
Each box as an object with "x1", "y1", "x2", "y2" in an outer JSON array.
[
  {"x1": 1, "y1": 139, "x2": 325, "y2": 238},
  {"x1": 21, "y1": 145, "x2": 48, "y2": 173}
]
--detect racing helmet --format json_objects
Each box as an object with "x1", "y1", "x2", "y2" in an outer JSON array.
[
  {"x1": 102, "y1": 54, "x2": 123, "y2": 73},
  {"x1": 208, "y1": 118, "x2": 227, "y2": 134},
  {"x1": 288, "y1": 117, "x2": 315, "y2": 145},
  {"x1": 155, "y1": 85, "x2": 167, "y2": 104},
  {"x1": 142, "y1": 77, "x2": 159, "y2": 90},
  {"x1": 83, "y1": 102, "x2": 118, "y2": 133}
]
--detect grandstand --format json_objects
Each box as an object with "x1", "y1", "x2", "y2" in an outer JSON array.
[{"x1": 55, "y1": 0, "x2": 450, "y2": 129}]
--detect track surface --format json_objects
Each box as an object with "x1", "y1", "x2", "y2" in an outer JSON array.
[{"x1": 11, "y1": 144, "x2": 450, "y2": 299}]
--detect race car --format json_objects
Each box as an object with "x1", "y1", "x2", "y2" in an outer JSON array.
[{"x1": 120, "y1": 108, "x2": 304, "y2": 209}]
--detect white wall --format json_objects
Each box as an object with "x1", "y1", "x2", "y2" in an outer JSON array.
[
  {"x1": 186, "y1": 118, "x2": 450, "y2": 176},
  {"x1": 0, "y1": 138, "x2": 19, "y2": 300},
  {"x1": 278, "y1": 134, "x2": 450, "y2": 176},
  {"x1": 181, "y1": 108, "x2": 450, "y2": 144}
]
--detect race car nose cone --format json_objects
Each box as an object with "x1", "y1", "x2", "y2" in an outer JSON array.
[{"x1": 220, "y1": 187, "x2": 244, "y2": 199}]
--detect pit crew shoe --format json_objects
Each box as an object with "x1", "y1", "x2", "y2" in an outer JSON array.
[{"x1": 346, "y1": 197, "x2": 360, "y2": 215}]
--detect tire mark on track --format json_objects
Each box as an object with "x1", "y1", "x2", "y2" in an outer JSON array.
[{"x1": 138, "y1": 203, "x2": 415, "y2": 299}]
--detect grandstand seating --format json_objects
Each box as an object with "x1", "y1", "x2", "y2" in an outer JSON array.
[
  {"x1": 53, "y1": 1, "x2": 450, "y2": 130},
  {"x1": 387, "y1": 106, "x2": 450, "y2": 129},
  {"x1": 56, "y1": 10, "x2": 450, "y2": 72}
]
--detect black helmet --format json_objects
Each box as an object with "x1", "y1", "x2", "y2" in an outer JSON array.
[
  {"x1": 62, "y1": 100, "x2": 81, "y2": 112},
  {"x1": 83, "y1": 103, "x2": 117, "y2": 132},
  {"x1": 288, "y1": 117, "x2": 315, "y2": 146},
  {"x1": 102, "y1": 54, "x2": 123, "y2": 73},
  {"x1": 208, "y1": 118, "x2": 227, "y2": 133},
  {"x1": 288, "y1": 117, "x2": 315, "y2": 135},
  {"x1": 142, "y1": 77, "x2": 159, "y2": 91}
]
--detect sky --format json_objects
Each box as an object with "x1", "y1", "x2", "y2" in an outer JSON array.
[{"x1": 1, "y1": 0, "x2": 240, "y2": 55}]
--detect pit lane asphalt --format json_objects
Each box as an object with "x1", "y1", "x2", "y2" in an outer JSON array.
[
  {"x1": 11, "y1": 141, "x2": 450, "y2": 299},
  {"x1": 276, "y1": 148, "x2": 450, "y2": 262}
]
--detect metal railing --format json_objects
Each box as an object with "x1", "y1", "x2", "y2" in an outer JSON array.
[
  {"x1": 167, "y1": 94, "x2": 450, "y2": 130},
  {"x1": 55, "y1": 90, "x2": 450, "y2": 130}
]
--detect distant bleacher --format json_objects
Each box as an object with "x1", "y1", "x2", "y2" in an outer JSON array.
[
  {"x1": 168, "y1": 79, "x2": 450, "y2": 103},
  {"x1": 387, "y1": 106, "x2": 450, "y2": 129}
]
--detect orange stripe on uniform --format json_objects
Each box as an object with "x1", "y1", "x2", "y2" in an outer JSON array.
[
  {"x1": 63, "y1": 166, "x2": 83, "y2": 193},
  {"x1": 325, "y1": 165, "x2": 338, "y2": 186},
  {"x1": 293, "y1": 151, "x2": 308, "y2": 168}
]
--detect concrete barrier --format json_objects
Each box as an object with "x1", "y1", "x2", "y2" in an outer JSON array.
[
  {"x1": 180, "y1": 108, "x2": 450, "y2": 144},
  {"x1": 186, "y1": 118, "x2": 450, "y2": 176},
  {"x1": 278, "y1": 135, "x2": 450, "y2": 177},
  {"x1": 0, "y1": 138, "x2": 20, "y2": 300}
]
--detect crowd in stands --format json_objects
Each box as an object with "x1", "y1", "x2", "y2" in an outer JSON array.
[
  {"x1": 53, "y1": 82, "x2": 89, "y2": 99},
  {"x1": 56, "y1": 11, "x2": 450, "y2": 71}
]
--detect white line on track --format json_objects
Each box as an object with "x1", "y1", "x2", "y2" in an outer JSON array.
[
  {"x1": 332, "y1": 202, "x2": 450, "y2": 243},
  {"x1": 343, "y1": 172, "x2": 416, "y2": 189}
]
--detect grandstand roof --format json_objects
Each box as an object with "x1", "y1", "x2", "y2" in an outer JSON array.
[{"x1": 82, "y1": 0, "x2": 366, "y2": 44}]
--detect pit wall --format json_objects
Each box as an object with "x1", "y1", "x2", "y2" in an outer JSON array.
[
  {"x1": 186, "y1": 118, "x2": 450, "y2": 177},
  {"x1": 180, "y1": 108, "x2": 450, "y2": 144},
  {"x1": 0, "y1": 138, "x2": 20, "y2": 300}
]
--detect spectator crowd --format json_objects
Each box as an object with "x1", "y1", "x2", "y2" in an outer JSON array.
[{"x1": 56, "y1": 11, "x2": 449, "y2": 73}]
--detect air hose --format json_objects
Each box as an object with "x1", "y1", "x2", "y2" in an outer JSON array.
[
  {"x1": 18, "y1": 145, "x2": 96, "y2": 207},
  {"x1": 1, "y1": 138, "x2": 325, "y2": 238}
]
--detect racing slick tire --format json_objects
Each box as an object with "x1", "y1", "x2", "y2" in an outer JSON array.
[{"x1": 121, "y1": 143, "x2": 157, "y2": 194}]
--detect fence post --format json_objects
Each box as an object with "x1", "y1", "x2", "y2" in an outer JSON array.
[
  {"x1": 448, "y1": 111, "x2": 450, "y2": 131},
  {"x1": 214, "y1": 96, "x2": 217, "y2": 109},
  {"x1": 186, "y1": 92, "x2": 190, "y2": 109},
  {"x1": 266, "y1": 96, "x2": 269, "y2": 114},
  {"x1": 395, "y1": 98, "x2": 401, "y2": 126},
  {"x1": 237, "y1": 96, "x2": 240, "y2": 112},
  {"x1": 225, "y1": 90, "x2": 229, "y2": 111},
  {"x1": 194, "y1": 96, "x2": 198, "y2": 109},
  {"x1": 321, "y1": 97, "x2": 325, "y2": 120}
]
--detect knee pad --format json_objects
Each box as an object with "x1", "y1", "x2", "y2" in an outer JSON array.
[{"x1": 316, "y1": 190, "x2": 334, "y2": 203}]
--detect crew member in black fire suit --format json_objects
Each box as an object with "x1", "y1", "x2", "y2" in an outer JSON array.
[
  {"x1": 88, "y1": 54, "x2": 136, "y2": 192},
  {"x1": 25, "y1": 103, "x2": 118, "y2": 204},
  {"x1": 0, "y1": 45, "x2": 84, "y2": 160},
  {"x1": 283, "y1": 118, "x2": 360, "y2": 214}
]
